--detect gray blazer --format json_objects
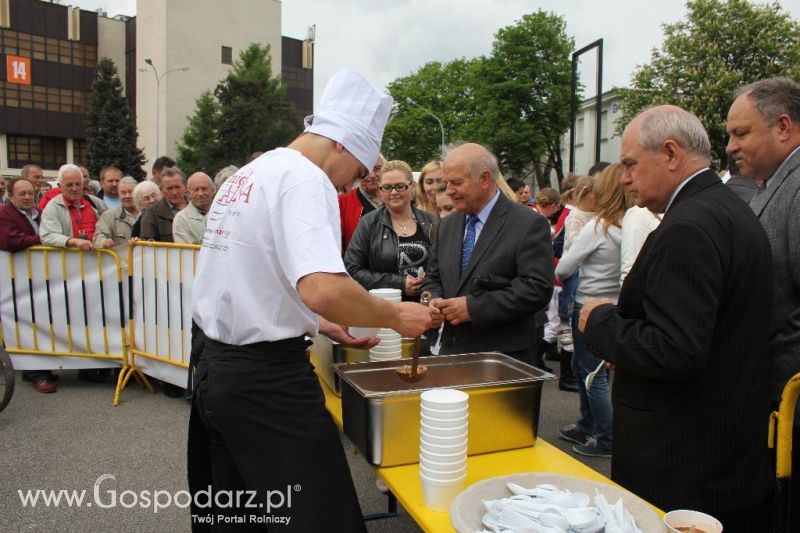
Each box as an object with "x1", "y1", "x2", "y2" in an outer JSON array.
[
  {"x1": 749, "y1": 146, "x2": 800, "y2": 400},
  {"x1": 421, "y1": 192, "x2": 554, "y2": 356}
]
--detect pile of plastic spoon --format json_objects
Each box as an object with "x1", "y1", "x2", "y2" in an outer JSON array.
[{"x1": 477, "y1": 483, "x2": 642, "y2": 533}]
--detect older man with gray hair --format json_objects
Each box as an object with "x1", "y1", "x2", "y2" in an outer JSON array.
[
  {"x1": 726, "y1": 77, "x2": 800, "y2": 530},
  {"x1": 93, "y1": 176, "x2": 139, "y2": 248},
  {"x1": 173, "y1": 172, "x2": 213, "y2": 244},
  {"x1": 139, "y1": 166, "x2": 187, "y2": 242},
  {"x1": 40, "y1": 164, "x2": 106, "y2": 252},
  {"x1": 579, "y1": 105, "x2": 773, "y2": 530},
  {"x1": 421, "y1": 142, "x2": 554, "y2": 363}
]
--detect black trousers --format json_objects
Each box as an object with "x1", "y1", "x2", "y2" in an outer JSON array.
[{"x1": 188, "y1": 336, "x2": 365, "y2": 532}]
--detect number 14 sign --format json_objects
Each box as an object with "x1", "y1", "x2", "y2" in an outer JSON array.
[{"x1": 6, "y1": 55, "x2": 31, "y2": 85}]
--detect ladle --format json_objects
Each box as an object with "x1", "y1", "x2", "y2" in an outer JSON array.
[{"x1": 395, "y1": 291, "x2": 431, "y2": 383}]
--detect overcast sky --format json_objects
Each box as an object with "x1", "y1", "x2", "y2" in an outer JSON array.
[{"x1": 73, "y1": 0, "x2": 800, "y2": 105}]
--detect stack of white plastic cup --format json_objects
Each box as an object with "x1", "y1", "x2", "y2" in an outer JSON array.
[
  {"x1": 419, "y1": 388, "x2": 469, "y2": 511},
  {"x1": 368, "y1": 289, "x2": 402, "y2": 362}
]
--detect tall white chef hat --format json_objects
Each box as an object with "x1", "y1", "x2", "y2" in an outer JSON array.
[{"x1": 303, "y1": 69, "x2": 394, "y2": 172}]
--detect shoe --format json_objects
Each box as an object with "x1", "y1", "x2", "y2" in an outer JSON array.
[
  {"x1": 558, "y1": 376, "x2": 579, "y2": 392},
  {"x1": 33, "y1": 379, "x2": 56, "y2": 393},
  {"x1": 162, "y1": 383, "x2": 185, "y2": 398},
  {"x1": 78, "y1": 369, "x2": 108, "y2": 383},
  {"x1": 572, "y1": 440, "x2": 612, "y2": 458},
  {"x1": 49, "y1": 373, "x2": 60, "y2": 382},
  {"x1": 558, "y1": 424, "x2": 590, "y2": 445},
  {"x1": 375, "y1": 477, "x2": 389, "y2": 494}
]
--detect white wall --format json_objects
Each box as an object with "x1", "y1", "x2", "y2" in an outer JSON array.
[
  {"x1": 136, "y1": 0, "x2": 282, "y2": 167},
  {"x1": 97, "y1": 16, "x2": 128, "y2": 92},
  {"x1": 564, "y1": 91, "x2": 624, "y2": 176}
]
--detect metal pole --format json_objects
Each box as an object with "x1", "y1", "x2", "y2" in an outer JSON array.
[
  {"x1": 594, "y1": 40, "x2": 604, "y2": 165},
  {"x1": 569, "y1": 55, "x2": 579, "y2": 174},
  {"x1": 569, "y1": 39, "x2": 604, "y2": 174},
  {"x1": 406, "y1": 97, "x2": 445, "y2": 149}
]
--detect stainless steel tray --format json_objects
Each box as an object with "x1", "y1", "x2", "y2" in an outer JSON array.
[
  {"x1": 333, "y1": 352, "x2": 555, "y2": 466},
  {"x1": 309, "y1": 335, "x2": 414, "y2": 396}
]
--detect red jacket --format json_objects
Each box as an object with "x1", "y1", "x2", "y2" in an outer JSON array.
[
  {"x1": 0, "y1": 203, "x2": 41, "y2": 252},
  {"x1": 339, "y1": 188, "x2": 365, "y2": 252}
]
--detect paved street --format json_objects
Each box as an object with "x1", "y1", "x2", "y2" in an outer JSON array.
[{"x1": 0, "y1": 360, "x2": 609, "y2": 532}]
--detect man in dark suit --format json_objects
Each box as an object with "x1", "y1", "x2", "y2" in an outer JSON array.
[
  {"x1": 422, "y1": 142, "x2": 553, "y2": 364},
  {"x1": 0, "y1": 178, "x2": 57, "y2": 393},
  {"x1": 579, "y1": 105, "x2": 773, "y2": 532},
  {"x1": 139, "y1": 167, "x2": 187, "y2": 242},
  {"x1": 726, "y1": 77, "x2": 800, "y2": 531}
]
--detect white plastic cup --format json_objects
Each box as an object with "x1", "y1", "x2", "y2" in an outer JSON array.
[
  {"x1": 420, "y1": 438, "x2": 468, "y2": 455},
  {"x1": 663, "y1": 510, "x2": 723, "y2": 533},
  {"x1": 420, "y1": 464, "x2": 467, "y2": 481},
  {"x1": 420, "y1": 447, "x2": 467, "y2": 463},
  {"x1": 370, "y1": 344, "x2": 402, "y2": 353},
  {"x1": 370, "y1": 288, "x2": 402, "y2": 299},
  {"x1": 420, "y1": 421, "x2": 468, "y2": 438},
  {"x1": 420, "y1": 474, "x2": 466, "y2": 512},
  {"x1": 377, "y1": 338, "x2": 401, "y2": 348},
  {"x1": 421, "y1": 456, "x2": 467, "y2": 471},
  {"x1": 420, "y1": 413, "x2": 469, "y2": 428},
  {"x1": 421, "y1": 405, "x2": 469, "y2": 418},
  {"x1": 421, "y1": 388, "x2": 469, "y2": 408},
  {"x1": 349, "y1": 327, "x2": 379, "y2": 339}
]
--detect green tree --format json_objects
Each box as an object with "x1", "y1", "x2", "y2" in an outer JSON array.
[
  {"x1": 383, "y1": 58, "x2": 485, "y2": 167},
  {"x1": 214, "y1": 44, "x2": 301, "y2": 165},
  {"x1": 618, "y1": 0, "x2": 800, "y2": 165},
  {"x1": 477, "y1": 11, "x2": 574, "y2": 184},
  {"x1": 84, "y1": 57, "x2": 146, "y2": 179},
  {"x1": 176, "y1": 91, "x2": 221, "y2": 175},
  {"x1": 382, "y1": 11, "x2": 574, "y2": 184}
]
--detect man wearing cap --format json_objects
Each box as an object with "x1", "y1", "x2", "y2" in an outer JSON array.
[{"x1": 188, "y1": 70, "x2": 434, "y2": 531}]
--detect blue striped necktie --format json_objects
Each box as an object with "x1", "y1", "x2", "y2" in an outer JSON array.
[{"x1": 461, "y1": 215, "x2": 479, "y2": 273}]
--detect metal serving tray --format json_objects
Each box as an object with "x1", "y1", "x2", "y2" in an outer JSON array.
[
  {"x1": 309, "y1": 335, "x2": 414, "y2": 396},
  {"x1": 333, "y1": 352, "x2": 554, "y2": 467}
]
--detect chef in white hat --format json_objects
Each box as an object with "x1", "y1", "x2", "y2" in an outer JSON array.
[{"x1": 188, "y1": 70, "x2": 434, "y2": 531}]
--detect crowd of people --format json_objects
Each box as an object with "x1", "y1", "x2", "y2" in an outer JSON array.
[
  {"x1": 1, "y1": 71, "x2": 798, "y2": 532},
  {"x1": 0, "y1": 156, "x2": 240, "y2": 394}
]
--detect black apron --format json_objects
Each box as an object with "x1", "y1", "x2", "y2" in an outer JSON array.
[{"x1": 188, "y1": 335, "x2": 366, "y2": 532}]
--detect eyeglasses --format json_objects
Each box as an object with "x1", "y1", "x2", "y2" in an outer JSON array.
[{"x1": 379, "y1": 184, "x2": 410, "y2": 192}]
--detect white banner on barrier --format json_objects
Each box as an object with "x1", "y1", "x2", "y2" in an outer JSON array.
[
  {"x1": 0, "y1": 249, "x2": 126, "y2": 370},
  {"x1": 130, "y1": 245, "x2": 197, "y2": 388}
]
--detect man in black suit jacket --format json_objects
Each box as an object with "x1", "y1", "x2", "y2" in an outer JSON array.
[
  {"x1": 579, "y1": 106, "x2": 773, "y2": 531},
  {"x1": 422, "y1": 143, "x2": 553, "y2": 363}
]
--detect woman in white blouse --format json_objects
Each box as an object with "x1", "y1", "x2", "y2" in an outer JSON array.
[{"x1": 554, "y1": 163, "x2": 629, "y2": 458}]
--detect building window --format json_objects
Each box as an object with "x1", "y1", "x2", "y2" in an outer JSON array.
[
  {"x1": 73, "y1": 139, "x2": 88, "y2": 166},
  {"x1": 575, "y1": 117, "x2": 585, "y2": 146},
  {"x1": 221, "y1": 46, "x2": 232, "y2": 65},
  {"x1": 0, "y1": 82, "x2": 87, "y2": 113},
  {"x1": 601, "y1": 110, "x2": 609, "y2": 140},
  {"x1": 8, "y1": 135, "x2": 67, "y2": 170},
  {"x1": 0, "y1": 29, "x2": 97, "y2": 67}
]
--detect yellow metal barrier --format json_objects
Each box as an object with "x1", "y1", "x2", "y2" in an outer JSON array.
[
  {"x1": 770, "y1": 372, "x2": 799, "y2": 533},
  {"x1": 123, "y1": 241, "x2": 200, "y2": 395},
  {"x1": 0, "y1": 246, "x2": 129, "y2": 405}
]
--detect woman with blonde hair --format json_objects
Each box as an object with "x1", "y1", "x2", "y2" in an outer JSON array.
[
  {"x1": 345, "y1": 160, "x2": 435, "y2": 300},
  {"x1": 414, "y1": 160, "x2": 443, "y2": 215},
  {"x1": 554, "y1": 163, "x2": 628, "y2": 458}
]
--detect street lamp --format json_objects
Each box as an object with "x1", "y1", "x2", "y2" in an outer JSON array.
[
  {"x1": 139, "y1": 58, "x2": 189, "y2": 157},
  {"x1": 405, "y1": 97, "x2": 445, "y2": 149}
]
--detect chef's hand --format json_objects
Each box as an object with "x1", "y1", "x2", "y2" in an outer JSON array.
[
  {"x1": 578, "y1": 297, "x2": 613, "y2": 333},
  {"x1": 391, "y1": 302, "x2": 434, "y2": 338},
  {"x1": 318, "y1": 318, "x2": 379, "y2": 349},
  {"x1": 438, "y1": 297, "x2": 470, "y2": 325},
  {"x1": 429, "y1": 298, "x2": 444, "y2": 328}
]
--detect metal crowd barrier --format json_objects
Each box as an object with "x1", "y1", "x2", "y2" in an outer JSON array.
[
  {"x1": 0, "y1": 247, "x2": 129, "y2": 405},
  {"x1": 120, "y1": 241, "x2": 200, "y2": 395},
  {"x1": 770, "y1": 371, "x2": 799, "y2": 532}
]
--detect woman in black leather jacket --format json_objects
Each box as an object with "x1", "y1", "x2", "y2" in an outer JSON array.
[{"x1": 344, "y1": 160, "x2": 434, "y2": 301}]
